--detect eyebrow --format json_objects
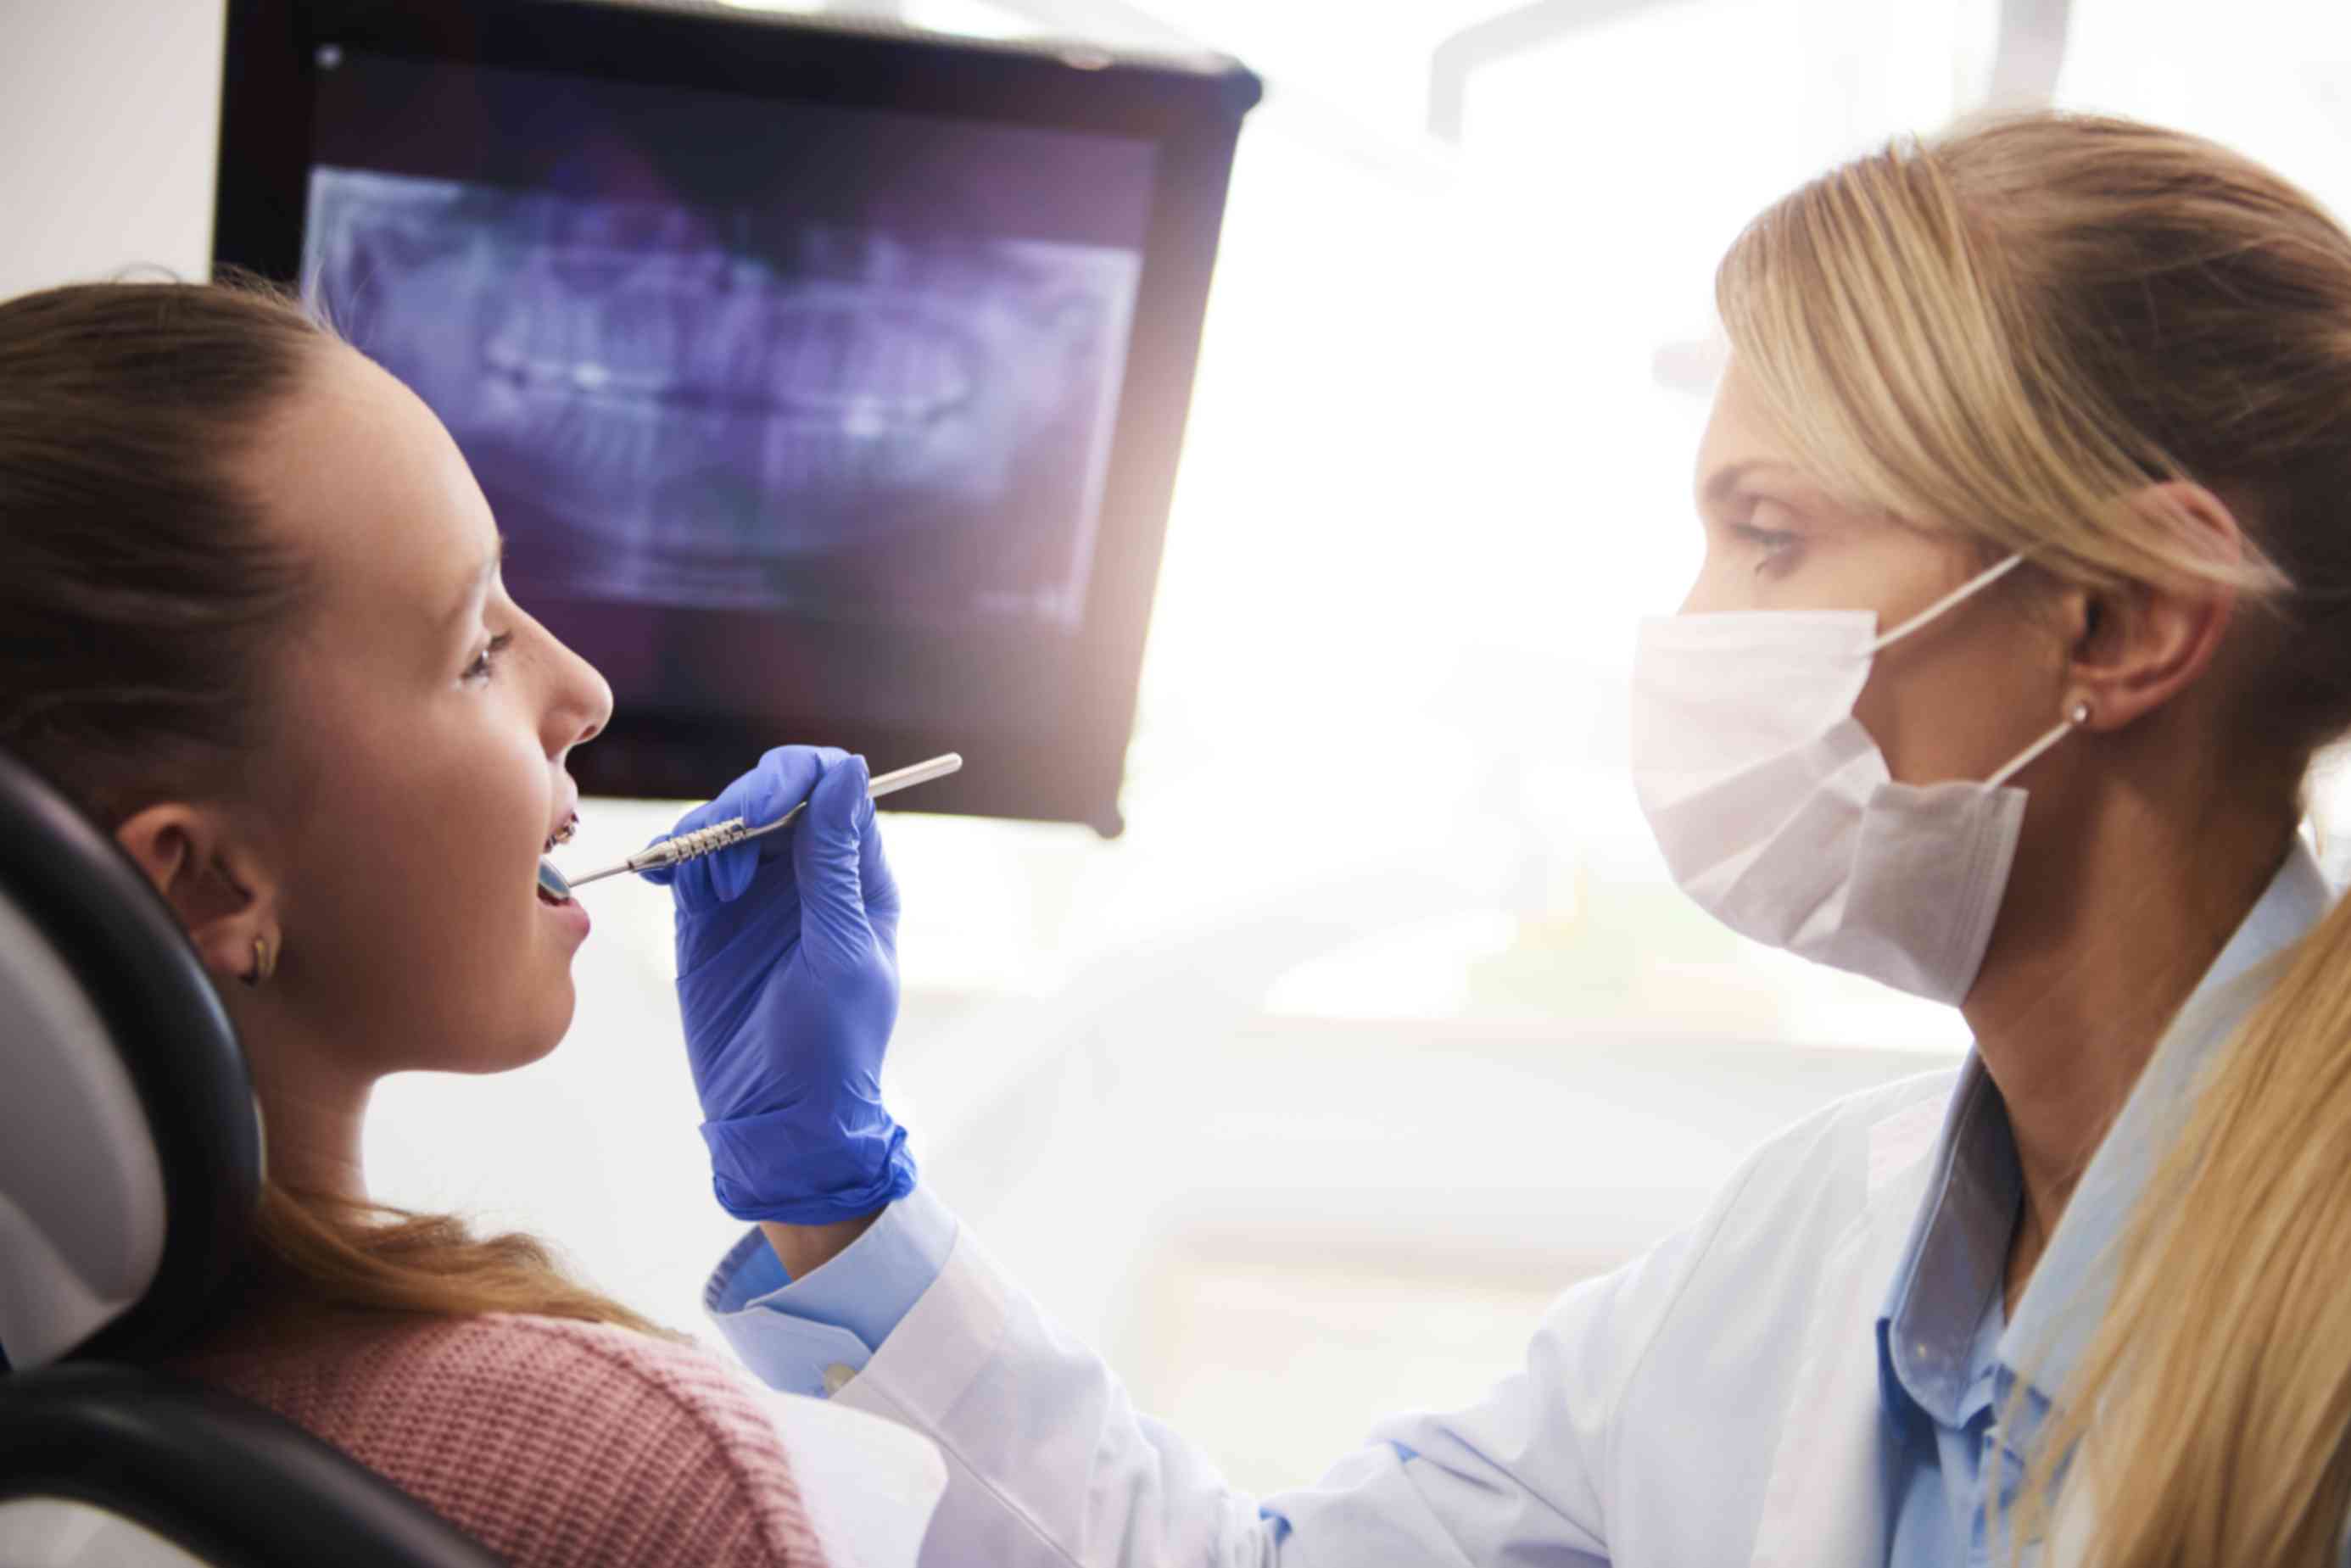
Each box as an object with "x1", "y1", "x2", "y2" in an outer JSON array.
[
  {"x1": 1695, "y1": 460, "x2": 1792, "y2": 511},
  {"x1": 443, "y1": 533, "x2": 506, "y2": 628}
]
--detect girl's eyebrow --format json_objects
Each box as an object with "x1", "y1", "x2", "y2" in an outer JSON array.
[{"x1": 438, "y1": 533, "x2": 506, "y2": 629}]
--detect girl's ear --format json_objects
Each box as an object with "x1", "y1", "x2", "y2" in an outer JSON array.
[{"x1": 114, "y1": 802, "x2": 282, "y2": 985}]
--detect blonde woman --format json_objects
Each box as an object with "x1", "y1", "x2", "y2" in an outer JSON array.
[{"x1": 684, "y1": 110, "x2": 2351, "y2": 1563}]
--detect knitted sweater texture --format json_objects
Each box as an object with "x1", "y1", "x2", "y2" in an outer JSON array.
[{"x1": 169, "y1": 1311, "x2": 831, "y2": 1567}]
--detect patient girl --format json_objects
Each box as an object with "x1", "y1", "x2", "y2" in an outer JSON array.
[{"x1": 0, "y1": 278, "x2": 928, "y2": 1566}]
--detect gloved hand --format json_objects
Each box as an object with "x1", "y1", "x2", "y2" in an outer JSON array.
[{"x1": 645, "y1": 746, "x2": 914, "y2": 1225}]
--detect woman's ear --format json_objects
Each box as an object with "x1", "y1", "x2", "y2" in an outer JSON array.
[
  {"x1": 114, "y1": 802, "x2": 282, "y2": 987},
  {"x1": 2065, "y1": 483, "x2": 2243, "y2": 733}
]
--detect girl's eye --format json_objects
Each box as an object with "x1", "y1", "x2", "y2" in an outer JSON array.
[{"x1": 462, "y1": 631, "x2": 514, "y2": 683}]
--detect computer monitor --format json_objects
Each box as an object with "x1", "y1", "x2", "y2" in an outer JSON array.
[{"x1": 215, "y1": 0, "x2": 1259, "y2": 834}]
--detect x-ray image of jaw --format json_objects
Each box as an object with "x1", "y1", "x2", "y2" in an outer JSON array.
[{"x1": 303, "y1": 169, "x2": 1142, "y2": 626}]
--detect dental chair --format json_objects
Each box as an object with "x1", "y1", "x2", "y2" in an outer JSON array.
[{"x1": 0, "y1": 747, "x2": 501, "y2": 1567}]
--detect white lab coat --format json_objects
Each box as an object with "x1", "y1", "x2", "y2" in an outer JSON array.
[
  {"x1": 821, "y1": 1067, "x2": 1953, "y2": 1565},
  {"x1": 757, "y1": 1390, "x2": 948, "y2": 1568}
]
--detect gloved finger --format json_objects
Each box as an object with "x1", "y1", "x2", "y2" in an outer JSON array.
[
  {"x1": 792, "y1": 754, "x2": 878, "y2": 983},
  {"x1": 643, "y1": 761, "x2": 768, "y2": 906},
  {"x1": 649, "y1": 745, "x2": 838, "y2": 909},
  {"x1": 860, "y1": 806, "x2": 903, "y2": 951},
  {"x1": 718, "y1": 745, "x2": 849, "y2": 902},
  {"x1": 638, "y1": 772, "x2": 750, "y2": 884}
]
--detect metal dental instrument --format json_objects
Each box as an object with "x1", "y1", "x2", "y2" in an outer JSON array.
[{"x1": 559, "y1": 753, "x2": 963, "y2": 893}]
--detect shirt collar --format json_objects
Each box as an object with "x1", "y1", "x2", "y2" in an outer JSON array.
[
  {"x1": 1878, "y1": 1057, "x2": 2019, "y2": 1428},
  {"x1": 1875, "y1": 838, "x2": 2331, "y2": 1432}
]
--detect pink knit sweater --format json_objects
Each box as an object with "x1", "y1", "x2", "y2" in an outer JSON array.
[{"x1": 168, "y1": 1312, "x2": 831, "y2": 1567}]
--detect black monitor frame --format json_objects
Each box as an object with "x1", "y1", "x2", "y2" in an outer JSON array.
[{"x1": 215, "y1": 0, "x2": 1259, "y2": 836}]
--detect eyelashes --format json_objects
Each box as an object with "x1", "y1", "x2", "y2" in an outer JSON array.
[
  {"x1": 1728, "y1": 521, "x2": 1802, "y2": 576},
  {"x1": 463, "y1": 630, "x2": 515, "y2": 682},
  {"x1": 1733, "y1": 522, "x2": 1801, "y2": 550}
]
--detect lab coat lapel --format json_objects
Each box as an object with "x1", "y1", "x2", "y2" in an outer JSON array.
[{"x1": 1747, "y1": 1102, "x2": 1940, "y2": 1568}]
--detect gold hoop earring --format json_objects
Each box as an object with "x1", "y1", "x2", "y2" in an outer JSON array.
[{"x1": 243, "y1": 933, "x2": 277, "y2": 988}]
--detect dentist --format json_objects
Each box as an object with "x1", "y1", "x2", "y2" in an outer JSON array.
[{"x1": 673, "y1": 110, "x2": 2351, "y2": 1564}]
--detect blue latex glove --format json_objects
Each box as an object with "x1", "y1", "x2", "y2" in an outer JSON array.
[{"x1": 645, "y1": 746, "x2": 913, "y2": 1225}]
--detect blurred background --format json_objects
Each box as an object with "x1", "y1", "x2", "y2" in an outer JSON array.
[{"x1": 12, "y1": 0, "x2": 2351, "y2": 1499}]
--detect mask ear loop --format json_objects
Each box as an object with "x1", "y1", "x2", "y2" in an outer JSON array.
[
  {"x1": 1867, "y1": 552, "x2": 2030, "y2": 655},
  {"x1": 1987, "y1": 700, "x2": 2093, "y2": 790}
]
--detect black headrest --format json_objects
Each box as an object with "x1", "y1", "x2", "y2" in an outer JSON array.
[{"x1": 0, "y1": 746, "x2": 263, "y2": 1368}]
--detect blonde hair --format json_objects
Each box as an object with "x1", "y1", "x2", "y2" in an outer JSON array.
[
  {"x1": 1717, "y1": 110, "x2": 2351, "y2": 1563},
  {"x1": 2023, "y1": 906, "x2": 2351, "y2": 1563}
]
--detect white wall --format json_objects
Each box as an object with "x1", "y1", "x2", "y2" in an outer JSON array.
[{"x1": 0, "y1": 0, "x2": 226, "y2": 300}]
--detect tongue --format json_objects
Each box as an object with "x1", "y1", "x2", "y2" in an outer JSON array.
[{"x1": 537, "y1": 858, "x2": 574, "y2": 905}]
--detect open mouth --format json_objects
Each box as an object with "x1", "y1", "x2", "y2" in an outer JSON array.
[{"x1": 537, "y1": 814, "x2": 578, "y2": 904}]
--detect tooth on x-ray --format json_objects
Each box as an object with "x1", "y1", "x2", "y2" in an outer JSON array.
[{"x1": 302, "y1": 169, "x2": 1142, "y2": 626}]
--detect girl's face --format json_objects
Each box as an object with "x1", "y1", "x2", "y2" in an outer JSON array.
[
  {"x1": 1682, "y1": 359, "x2": 2075, "y2": 790},
  {"x1": 235, "y1": 344, "x2": 612, "y2": 1080}
]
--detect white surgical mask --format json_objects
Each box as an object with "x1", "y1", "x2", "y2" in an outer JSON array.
[{"x1": 1630, "y1": 553, "x2": 2084, "y2": 1005}]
